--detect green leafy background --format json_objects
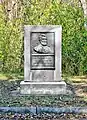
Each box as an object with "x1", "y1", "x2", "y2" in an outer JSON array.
[{"x1": 0, "y1": 0, "x2": 87, "y2": 76}]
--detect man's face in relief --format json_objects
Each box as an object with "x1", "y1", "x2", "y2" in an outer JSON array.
[{"x1": 39, "y1": 34, "x2": 47, "y2": 46}]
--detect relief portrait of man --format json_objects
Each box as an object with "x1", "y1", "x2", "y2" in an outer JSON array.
[{"x1": 33, "y1": 33, "x2": 53, "y2": 54}]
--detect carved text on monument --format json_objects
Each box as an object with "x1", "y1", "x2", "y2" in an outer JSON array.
[{"x1": 31, "y1": 55, "x2": 55, "y2": 70}]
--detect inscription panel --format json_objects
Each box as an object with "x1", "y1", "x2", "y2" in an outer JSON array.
[{"x1": 31, "y1": 54, "x2": 55, "y2": 70}]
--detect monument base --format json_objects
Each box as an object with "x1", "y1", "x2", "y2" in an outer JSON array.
[{"x1": 20, "y1": 81, "x2": 66, "y2": 95}]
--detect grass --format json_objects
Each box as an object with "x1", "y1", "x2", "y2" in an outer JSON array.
[
  {"x1": 0, "y1": 72, "x2": 24, "y2": 80},
  {"x1": 63, "y1": 75, "x2": 87, "y2": 102},
  {"x1": 0, "y1": 72, "x2": 87, "y2": 107},
  {"x1": 63, "y1": 75, "x2": 87, "y2": 83},
  {"x1": 0, "y1": 73, "x2": 8, "y2": 80}
]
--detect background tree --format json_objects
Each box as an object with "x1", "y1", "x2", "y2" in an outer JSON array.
[{"x1": 0, "y1": 0, "x2": 87, "y2": 76}]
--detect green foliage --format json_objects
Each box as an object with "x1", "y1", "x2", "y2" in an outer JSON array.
[
  {"x1": 0, "y1": 0, "x2": 87, "y2": 75},
  {"x1": 0, "y1": 5, "x2": 6, "y2": 71},
  {"x1": 0, "y1": 4, "x2": 23, "y2": 73},
  {"x1": 3, "y1": 20, "x2": 23, "y2": 72}
]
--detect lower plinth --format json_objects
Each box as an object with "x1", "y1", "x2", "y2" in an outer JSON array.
[{"x1": 20, "y1": 81, "x2": 66, "y2": 95}]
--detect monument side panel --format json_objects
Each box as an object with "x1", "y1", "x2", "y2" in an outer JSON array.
[
  {"x1": 54, "y1": 27, "x2": 62, "y2": 81},
  {"x1": 24, "y1": 26, "x2": 31, "y2": 81}
]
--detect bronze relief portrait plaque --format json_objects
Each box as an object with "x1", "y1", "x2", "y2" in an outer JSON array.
[{"x1": 30, "y1": 32, "x2": 55, "y2": 70}]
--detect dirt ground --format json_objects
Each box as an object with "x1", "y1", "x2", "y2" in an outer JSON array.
[{"x1": 0, "y1": 75, "x2": 87, "y2": 119}]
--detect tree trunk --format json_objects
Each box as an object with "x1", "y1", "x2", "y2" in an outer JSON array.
[
  {"x1": 80, "y1": 0, "x2": 87, "y2": 17},
  {"x1": 79, "y1": 0, "x2": 87, "y2": 28},
  {"x1": 0, "y1": 0, "x2": 22, "y2": 21}
]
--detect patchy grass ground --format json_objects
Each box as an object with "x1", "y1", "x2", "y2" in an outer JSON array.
[
  {"x1": 64, "y1": 75, "x2": 87, "y2": 102},
  {"x1": 0, "y1": 73, "x2": 87, "y2": 119},
  {"x1": 0, "y1": 73, "x2": 87, "y2": 107},
  {"x1": 0, "y1": 72, "x2": 24, "y2": 80}
]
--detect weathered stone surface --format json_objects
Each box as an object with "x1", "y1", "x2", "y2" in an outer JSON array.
[
  {"x1": 20, "y1": 25, "x2": 66, "y2": 94},
  {"x1": 20, "y1": 81, "x2": 66, "y2": 94},
  {"x1": 0, "y1": 107, "x2": 87, "y2": 114},
  {"x1": 32, "y1": 70, "x2": 54, "y2": 82}
]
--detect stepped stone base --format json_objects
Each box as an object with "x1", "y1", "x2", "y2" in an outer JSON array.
[{"x1": 20, "y1": 81, "x2": 66, "y2": 95}]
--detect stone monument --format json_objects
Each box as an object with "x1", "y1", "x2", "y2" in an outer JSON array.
[{"x1": 20, "y1": 25, "x2": 66, "y2": 94}]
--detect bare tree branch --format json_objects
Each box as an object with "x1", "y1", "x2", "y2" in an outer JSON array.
[{"x1": 79, "y1": 0, "x2": 87, "y2": 17}]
